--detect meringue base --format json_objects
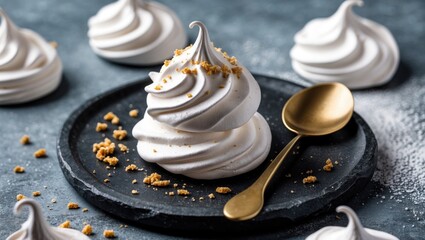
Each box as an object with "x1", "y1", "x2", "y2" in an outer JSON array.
[{"x1": 133, "y1": 112, "x2": 272, "y2": 179}]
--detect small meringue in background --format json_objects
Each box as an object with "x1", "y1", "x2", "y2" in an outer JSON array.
[
  {"x1": 290, "y1": 0, "x2": 399, "y2": 89},
  {"x1": 88, "y1": 0, "x2": 187, "y2": 65},
  {"x1": 0, "y1": 9, "x2": 62, "y2": 105},
  {"x1": 306, "y1": 206, "x2": 399, "y2": 240},
  {"x1": 7, "y1": 199, "x2": 90, "y2": 240}
]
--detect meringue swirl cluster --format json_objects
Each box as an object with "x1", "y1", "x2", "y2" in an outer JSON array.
[
  {"x1": 306, "y1": 206, "x2": 399, "y2": 240},
  {"x1": 88, "y1": 0, "x2": 186, "y2": 65},
  {"x1": 0, "y1": 9, "x2": 62, "y2": 105},
  {"x1": 7, "y1": 199, "x2": 90, "y2": 240},
  {"x1": 133, "y1": 21, "x2": 271, "y2": 179},
  {"x1": 290, "y1": 0, "x2": 399, "y2": 89}
]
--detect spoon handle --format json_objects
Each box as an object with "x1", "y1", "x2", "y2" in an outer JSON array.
[{"x1": 223, "y1": 134, "x2": 302, "y2": 221}]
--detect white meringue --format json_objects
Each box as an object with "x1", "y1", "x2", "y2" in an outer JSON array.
[
  {"x1": 7, "y1": 199, "x2": 90, "y2": 240},
  {"x1": 306, "y1": 206, "x2": 399, "y2": 240},
  {"x1": 290, "y1": 0, "x2": 399, "y2": 89},
  {"x1": 0, "y1": 9, "x2": 62, "y2": 105},
  {"x1": 133, "y1": 21, "x2": 271, "y2": 179},
  {"x1": 88, "y1": 0, "x2": 187, "y2": 65}
]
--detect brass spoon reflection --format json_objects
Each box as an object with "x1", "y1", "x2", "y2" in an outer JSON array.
[{"x1": 223, "y1": 82, "x2": 354, "y2": 221}]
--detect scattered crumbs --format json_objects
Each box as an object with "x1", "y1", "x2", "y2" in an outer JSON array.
[
  {"x1": 285, "y1": 173, "x2": 292, "y2": 178},
  {"x1": 16, "y1": 194, "x2": 26, "y2": 201},
  {"x1": 107, "y1": 173, "x2": 112, "y2": 177},
  {"x1": 131, "y1": 190, "x2": 139, "y2": 195},
  {"x1": 334, "y1": 161, "x2": 339, "y2": 165},
  {"x1": 32, "y1": 191, "x2": 41, "y2": 197},
  {"x1": 186, "y1": 93, "x2": 193, "y2": 98},
  {"x1": 104, "y1": 178, "x2": 110, "y2": 183},
  {"x1": 125, "y1": 164, "x2": 138, "y2": 172},
  {"x1": 113, "y1": 127, "x2": 127, "y2": 140},
  {"x1": 82, "y1": 208, "x2": 89, "y2": 212},
  {"x1": 92, "y1": 170, "x2": 96, "y2": 174},
  {"x1": 93, "y1": 138, "x2": 115, "y2": 159},
  {"x1": 290, "y1": 190, "x2": 295, "y2": 194},
  {"x1": 164, "y1": 59, "x2": 171, "y2": 67},
  {"x1": 96, "y1": 122, "x2": 108, "y2": 132},
  {"x1": 208, "y1": 193, "x2": 215, "y2": 199},
  {"x1": 13, "y1": 166, "x2": 25, "y2": 173},
  {"x1": 104, "y1": 112, "x2": 119, "y2": 125},
  {"x1": 191, "y1": 197, "x2": 196, "y2": 202},
  {"x1": 34, "y1": 148, "x2": 47, "y2": 158},
  {"x1": 51, "y1": 198, "x2": 57, "y2": 203},
  {"x1": 67, "y1": 202, "x2": 79, "y2": 209},
  {"x1": 58, "y1": 220, "x2": 71, "y2": 228},
  {"x1": 306, "y1": 170, "x2": 313, "y2": 174},
  {"x1": 151, "y1": 180, "x2": 170, "y2": 187},
  {"x1": 168, "y1": 191, "x2": 175, "y2": 196},
  {"x1": 231, "y1": 66, "x2": 243, "y2": 78},
  {"x1": 173, "y1": 183, "x2": 178, "y2": 188},
  {"x1": 143, "y1": 172, "x2": 161, "y2": 184},
  {"x1": 323, "y1": 159, "x2": 334, "y2": 172},
  {"x1": 106, "y1": 166, "x2": 111, "y2": 170},
  {"x1": 132, "y1": 179, "x2": 138, "y2": 184},
  {"x1": 216, "y1": 187, "x2": 232, "y2": 194},
  {"x1": 103, "y1": 156, "x2": 119, "y2": 166},
  {"x1": 20, "y1": 135, "x2": 30, "y2": 145},
  {"x1": 129, "y1": 109, "x2": 139, "y2": 118},
  {"x1": 82, "y1": 224, "x2": 92, "y2": 235},
  {"x1": 177, "y1": 189, "x2": 190, "y2": 196},
  {"x1": 103, "y1": 229, "x2": 115, "y2": 238},
  {"x1": 154, "y1": 85, "x2": 163, "y2": 91},
  {"x1": 303, "y1": 176, "x2": 318, "y2": 184},
  {"x1": 199, "y1": 197, "x2": 204, "y2": 201}
]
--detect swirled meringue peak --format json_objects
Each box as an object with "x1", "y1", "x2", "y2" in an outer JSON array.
[
  {"x1": 306, "y1": 206, "x2": 399, "y2": 240},
  {"x1": 0, "y1": 9, "x2": 62, "y2": 105},
  {"x1": 290, "y1": 0, "x2": 399, "y2": 89},
  {"x1": 7, "y1": 199, "x2": 90, "y2": 240},
  {"x1": 133, "y1": 21, "x2": 271, "y2": 179},
  {"x1": 88, "y1": 0, "x2": 187, "y2": 65}
]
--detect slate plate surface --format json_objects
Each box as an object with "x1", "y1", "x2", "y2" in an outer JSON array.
[{"x1": 57, "y1": 74, "x2": 377, "y2": 232}]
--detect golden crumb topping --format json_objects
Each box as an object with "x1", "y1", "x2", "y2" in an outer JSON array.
[
  {"x1": 67, "y1": 202, "x2": 79, "y2": 209},
  {"x1": 32, "y1": 191, "x2": 41, "y2": 197},
  {"x1": 177, "y1": 189, "x2": 190, "y2": 196},
  {"x1": 143, "y1": 172, "x2": 162, "y2": 184},
  {"x1": 323, "y1": 158, "x2": 334, "y2": 172},
  {"x1": 181, "y1": 67, "x2": 198, "y2": 75},
  {"x1": 58, "y1": 220, "x2": 71, "y2": 228},
  {"x1": 34, "y1": 148, "x2": 47, "y2": 158},
  {"x1": 113, "y1": 128, "x2": 127, "y2": 140},
  {"x1": 154, "y1": 85, "x2": 163, "y2": 91},
  {"x1": 16, "y1": 194, "x2": 26, "y2": 201},
  {"x1": 186, "y1": 93, "x2": 193, "y2": 98},
  {"x1": 215, "y1": 187, "x2": 232, "y2": 194},
  {"x1": 96, "y1": 122, "x2": 108, "y2": 132},
  {"x1": 164, "y1": 59, "x2": 171, "y2": 67},
  {"x1": 103, "y1": 156, "x2": 119, "y2": 166},
  {"x1": 231, "y1": 67, "x2": 243, "y2": 78},
  {"x1": 125, "y1": 164, "x2": 138, "y2": 172},
  {"x1": 20, "y1": 135, "x2": 30, "y2": 145},
  {"x1": 82, "y1": 224, "x2": 92, "y2": 235},
  {"x1": 103, "y1": 229, "x2": 115, "y2": 238},
  {"x1": 129, "y1": 109, "x2": 139, "y2": 118},
  {"x1": 118, "y1": 143, "x2": 128, "y2": 152},
  {"x1": 302, "y1": 176, "x2": 318, "y2": 184},
  {"x1": 151, "y1": 180, "x2": 170, "y2": 187},
  {"x1": 13, "y1": 166, "x2": 25, "y2": 173}
]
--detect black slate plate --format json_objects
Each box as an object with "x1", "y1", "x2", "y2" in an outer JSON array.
[{"x1": 57, "y1": 74, "x2": 377, "y2": 232}]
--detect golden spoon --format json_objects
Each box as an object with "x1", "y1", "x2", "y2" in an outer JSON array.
[{"x1": 223, "y1": 82, "x2": 354, "y2": 221}]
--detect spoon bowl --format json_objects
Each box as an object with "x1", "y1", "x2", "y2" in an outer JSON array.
[{"x1": 224, "y1": 82, "x2": 354, "y2": 221}]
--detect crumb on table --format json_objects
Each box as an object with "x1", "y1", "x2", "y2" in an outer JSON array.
[
  {"x1": 82, "y1": 208, "x2": 89, "y2": 212},
  {"x1": 96, "y1": 122, "x2": 108, "y2": 132},
  {"x1": 104, "y1": 112, "x2": 119, "y2": 125},
  {"x1": 32, "y1": 191, "x2": 41, "y2": 197},
  {"x1": 143, "y1": 172, "x2": 162, "y2": 184},
  {"x1": 208, "y1": 193, "x2": 215, "y2": 199},
  {"x1": 302, "y1": 175, "x2": 318, "y2": 184},
  {"x1": 67, "y1": 202, "x2": 79, "y2": 209},
  {"x1": 103, "y1": 156, "x2": 119, "y2": 166},
  {"x1": 49, "y1": 41, "x2": 58, "y2": 48},
  {"x1": 113, "y1": 128, "x2": 127, "y2": 140},
  {"x1": 151, "y1": 180, "x2": 170, "y2": 187},
  {"x1": 93, "y1": 138, "x2": 115, "y2": 153},
  {"x1": 20, "y1": 135, "x2": 30, "y2": 145},
  {"x1": 129, "y1": 109, "x2": 139, "y2": 118},
  {"x1": 103, "y1": 229, "x2": 115, "y2": 238},
  {"x1": 58, "y1": 220, "x2": 71, "y2": 228},
  {"x1": 132, "y1": 179, "x2": 137, "y2": 184},
  {"x1": 16, "y1": 194, "x2": 26, "y2": 201},
  {"x1": 215, "y1": 187, "x2": 232, "y2": 194},
  {"x1": 82, "y1": 224, "x2": 92, "y2": 235},
  {"x1": 34, "y1": 148, "x2": 47, "y2": 158},
  {"x1": 323, "y1": 158, "x2": 334, "y2": 172},
  {"x1": 118, "y1": 143, "x2": 128, "y2": 152},
  {"x1": 125, "y1": 164, "x2": 138, "y2": 172},
  {"x1": 168, "y1": 191, "x2": 175, "y2": 196},
  {"x1": 131, "y1": 190, "x2": 139, "y2": 195},
  {"x1": 177, "y1": 189, "x2": 190, "y2": 196},
  {"x1": 13, "y1": 166, "x2": 25, "y2": 173}
]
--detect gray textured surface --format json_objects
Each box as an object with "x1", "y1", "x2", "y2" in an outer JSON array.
[{"x1": 0, "y1": 0, "x2": 424, "y2": 239}]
